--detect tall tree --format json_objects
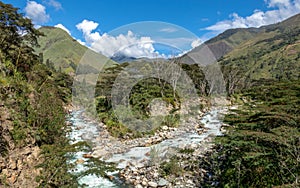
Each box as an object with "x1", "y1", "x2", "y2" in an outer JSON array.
[{"x1": 0, "y1": 1, "x2": 42, "y2": 72}]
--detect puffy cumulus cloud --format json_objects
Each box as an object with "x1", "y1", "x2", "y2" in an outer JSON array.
[
  {"x1": 76, "y1": 20, "x2": 160, "y2": 58},
  {"x1": 76, "y1": 20, "x2": 101, "y2": 44},
  {"x1": 76, "y1": 20, "x2": 99, "y2": 34},
  {"x1": 25, "y1": 1, "x2": 50, "y2": 25},
  {"x1": 206, "y1": 0, "x2": 300, "y2": 32},
  {"x1": 54, "y1": 24, "x2": 70, "y2": 35}
]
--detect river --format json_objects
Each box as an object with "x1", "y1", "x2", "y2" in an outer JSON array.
[{"x1": 67, "y1": 106, "x2": 228, "y2": 187}]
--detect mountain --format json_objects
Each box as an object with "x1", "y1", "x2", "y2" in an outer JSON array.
[
  {"x1": 35, "y1": 27, "x2": 116, "y2": 74},
  {"x1": 111, "y1": 53, "x2": 169, "y2": 63},
  {"x1": 180, "y1": 13, "x2": 300, "y2": 93},
  {"x1": 220, "y1": 13, "x2": 300, "y2": 83},
  {"x1": 184, "y1": 13, "x2": 300, "y2": 63},
  {"x1": 111, "y1": 52, "x2": 137, "y2": 63},
  {"x1": 181, "y1": 27, "x2": 262, "y2": 64}
]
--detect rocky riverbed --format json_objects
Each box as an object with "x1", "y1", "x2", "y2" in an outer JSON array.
[{"x1": 66, "y1": 100, "x2": 230, "y2": 187}]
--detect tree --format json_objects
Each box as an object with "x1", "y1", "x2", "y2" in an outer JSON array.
[{"x1": 0, "y1": 2, "x2": 42, "y2": 72}]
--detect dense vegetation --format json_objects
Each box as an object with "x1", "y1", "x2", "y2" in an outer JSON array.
[
  {"x1": 200, "y1": 80, "x2": 300, "y2": 187},
  {"x1": 0, "y1": 2, "x2": 77, "y2": 187},
  {"x1": 94, "y1": 61, "x2": 208, "y2": 138}
]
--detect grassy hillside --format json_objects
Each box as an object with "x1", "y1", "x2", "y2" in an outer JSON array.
[
  {"x1": 183, "y1": 14, "x2": 300, "y2": 78},
  {"x1": 205, "y1": 27, "x2": 261, "y2": 59},
  {"x1": 35, "y1": 27, "x2": 116, "y2": 74},
  {"x1": 181, "y1": 26, "x2": 261, "y2": 64},
  {"x1": 220, "y1": 14, "x2": 300, "y2": 94},
  {"x1": 35, "y1": 27, "x2": 86, "y2": 73},
  {"x1": 220, "y1": 15, "x2": 300, "y2": 80}
]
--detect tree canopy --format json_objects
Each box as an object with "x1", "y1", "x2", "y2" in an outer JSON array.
[{"x1": 0, "y1": 1, "x2": 42, "y2": 72}]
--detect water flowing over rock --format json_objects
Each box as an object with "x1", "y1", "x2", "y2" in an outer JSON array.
[{"x1": 67, "y1": 104, "x2": 228, "y2": 187}]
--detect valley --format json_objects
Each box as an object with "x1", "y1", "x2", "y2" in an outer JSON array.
[{"x1": 0, "y1": 1, "x2": 299, "y2": 187}]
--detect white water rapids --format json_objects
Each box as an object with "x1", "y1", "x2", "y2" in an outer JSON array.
[{"x1": 67, "y1": 107, "x2": 227, "y2": 187}]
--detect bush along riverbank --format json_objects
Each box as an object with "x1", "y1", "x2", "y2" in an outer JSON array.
[
  {"x1": 0, "y1": 3, "x2": 79, "y2": 186},
  {"x1": 198, "y1": 80, "x2": 300, "y2": 187}
]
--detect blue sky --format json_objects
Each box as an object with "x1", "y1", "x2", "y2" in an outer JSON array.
[{"x1": 4, "y1": 0, "x2": 300, "y2": 58}]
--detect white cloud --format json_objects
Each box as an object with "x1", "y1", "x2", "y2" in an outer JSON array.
[
  {"x1": 54, "y1": 24, "x2": 71, "y2": 35},
  {"x1": 76, "y1": 39, "x2": 86, "y2": 46},
  {"x1": 25, "y1": 1, "x2": 50, "y2": 25},
  {"x1": 191, "y1": 39, "x2": 202, "y2": 48},
  {"x1": 267, "y1": 0, "x2": 291, "y2": 7},
  {"x1": 45, "y1": 0, "x2": 62, "y2": 10},
  {"x1": 76, "y1": 20, "x2": 161, "y2": 58},
  {"x1": 76, "y1": 20, "x2": 99, "y2": 34},
  {"x1": 205, "y1": 0, "x2": 300, "y2": 32}
]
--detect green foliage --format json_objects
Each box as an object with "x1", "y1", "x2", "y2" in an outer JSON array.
[
  {"x1": 0, "y1": 2, "x2": 42, "y2": 72},
  {"x1": 78, "y1": 158, "x2": 116, "y2": 187},
  {"x1": 129, "y1": 78, "x2": 180, "y2": 119},
  {"x1": 179, "y1": 148, "x2": 195, "y2": 154},
  {"x1": 160, "y1": 157, "x2": 183, "y2": 177},
  {"x1": 36, "y1": 143, "x2": 78, "y2": 188},
  {"x1": 200, "y1": 80, "x2": 300, "y2": 187},
  {"x1": 94, "y1": 63, "x2": 183, "y2": 138},
  {"x1": 181, "y1": 63, "x2": 208, "y2": 95},
  {"x1": 162, "y1": 114, "x2": 180, "y2": 127},
  {"x1": 0, "y1": 2, "x2": 76, "y2": 185}
]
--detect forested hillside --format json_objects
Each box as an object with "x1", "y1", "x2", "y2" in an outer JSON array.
[{"x1": 0, "y1": 2, "x2": 77, "y2": 187}]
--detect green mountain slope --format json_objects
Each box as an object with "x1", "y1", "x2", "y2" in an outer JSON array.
[
  {"x1": 181, "y1": 13, "x2": 300, "y2": 94},
  {"x1": 204, "y1": 27, "x2": 262, "y2": 59},
  {"x1": 181, "y1": 26, "x2": 262, "y2": 64},
  {"x1": 184, "y1": 13, "x2": 300, "y2": 65},
  {"x1": 220, "y1": 13, "x2": 300, "y2": 91},
  {"x1": 35, "y1": 26, "x2": 116, "y2": 74}
]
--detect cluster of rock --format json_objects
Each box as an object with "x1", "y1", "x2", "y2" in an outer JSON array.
[
  {"x1": 118, "y1": 137, "x2": 215, "y2": 188},
  {"x1": 119, "y1": 166, "x2": 170, "y2": 187},
  {"x1": 87, "y1": 100, "x2": 209, "y2": 160},
  {"x1": 0, "y1": 106, "x2": 42, "y2": 187},
  {"x1": 0, "y1": 146, "x2": 42, "y2": 187}
]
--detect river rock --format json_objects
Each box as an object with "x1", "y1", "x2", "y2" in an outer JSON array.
[
  {"x1": 9, "y1": 158, "x2": 17, "y2": 170},
  {"x1": 135, "y1": 184, "x2": 143, "y2": 188},
  {"x1": 141, "y1": 180, "x2": 148, "y2": 186},
  {"x1": 161, "y1": 126, "x2": 168, "y2": 131},
  {"x1": 158, "y1": 178, "x2": 168, "y2": 186},
  {"x1": 76, "y1": 159, "x2": 85, "y2": 164},
  {"x1": 7, "y1": 174, "x2": 17, "y2": 184},
  {"x1": 83, "y1": 153, "x2": 93, "y2": 158},
  {"x1": 148, "y1": 181, "x2": 158, "y2": 187}
]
